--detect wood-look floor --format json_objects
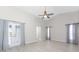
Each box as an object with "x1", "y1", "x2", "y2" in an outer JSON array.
[{"x1": 2, "y1": 40, "x2": 79, "y2": 52}]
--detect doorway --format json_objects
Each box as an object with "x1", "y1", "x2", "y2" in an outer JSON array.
[
  {"x1": 46, "y1": 26, "x2": 51, "y2": 40},
  {"x1": 66, "y1": 23, "x2": 79, "y2": 45}
]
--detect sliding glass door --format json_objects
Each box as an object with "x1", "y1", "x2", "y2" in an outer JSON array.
[
  {"x1": 0, "y1": 20, "x2": 25, "y2": 51},
  {"x1": 8, "y1": 22, "x2": 21, "y2": 47},
  {"x1": 7, "y1": 21, "x2": 25, "y2": 48},
  {"x1": 66, "y1": 24, "x2": 78, "y2": 44}
]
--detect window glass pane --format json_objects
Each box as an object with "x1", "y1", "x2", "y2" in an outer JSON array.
[{"x1": 69, "y1": 25, "x2": 73, "y2": 40}]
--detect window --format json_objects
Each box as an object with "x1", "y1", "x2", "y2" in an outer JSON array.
[{"x1": 69, "y1": 24, "x2": 73, "y2": 40}]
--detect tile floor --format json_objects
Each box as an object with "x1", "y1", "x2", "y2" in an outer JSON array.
[{"x1": 2, "y1": 40, "x2": 79, "y2": 52}]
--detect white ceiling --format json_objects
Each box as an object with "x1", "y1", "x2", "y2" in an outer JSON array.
[{"x1": 15, "y1": 6, "x2": 79, "y2": 17}]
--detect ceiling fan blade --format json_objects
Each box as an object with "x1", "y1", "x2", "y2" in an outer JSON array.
[
  {"x1": 47, "y1": 13, "x2": 54, "y2": 15},
  {"x1": 47, "y1": 16, "x2": 50, "y2": 18}
]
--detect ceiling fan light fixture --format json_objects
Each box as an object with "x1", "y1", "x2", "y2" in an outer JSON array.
[
  {"x1": 44, "y1": 15, "x2": 47, "y2": 18},
  {"x1": 39, "y1": 7, "x2": 54, "y2": 19}
]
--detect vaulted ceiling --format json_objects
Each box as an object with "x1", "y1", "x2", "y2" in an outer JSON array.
[{"x1": 14, "y1": 6, "x2": 79, "y2": 17}]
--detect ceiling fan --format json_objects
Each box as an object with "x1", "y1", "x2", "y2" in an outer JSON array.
[{"x1": 39, "y1": 7, "x2": 54, "y2": 19}]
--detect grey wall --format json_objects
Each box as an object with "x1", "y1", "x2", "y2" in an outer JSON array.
[
  {"x1": 0, "y1": 6, "x2": 78, "y2": 45},
  {"x1": 0, "y1": 7, "x2": 46, "y2": 45},
  {"x1": 48, "y1": 11, "x2": 79, "y2": 42}
]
